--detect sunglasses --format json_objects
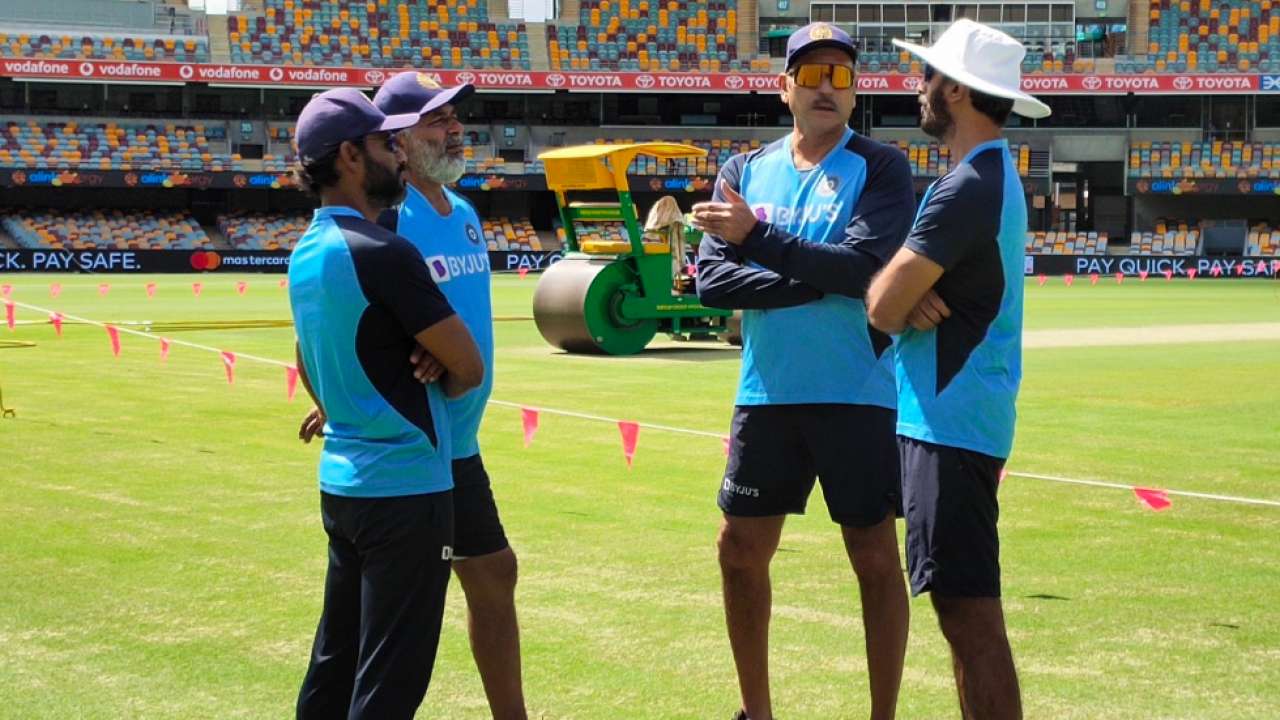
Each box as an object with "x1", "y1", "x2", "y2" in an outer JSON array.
[{"x1": 790, "y1": 63, "x2": 855, "y2": 90}]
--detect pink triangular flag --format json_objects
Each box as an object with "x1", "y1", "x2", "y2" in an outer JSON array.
[
  {"x1": 220, "y1": 351, "x2": 236, "y2": 384},
  {"x1": 1139, "y1": 270, "x2": 1149, "y2": 281},
  {"x1": 236, "y1": 281, "x2": 248, "y2": 296},
  {"x1": 1036, "y1": 274, "x2": 1047, "y2": 287},
  {"x1": 159, "y1": 337, "x2": 171, "y2": 361},
  {"x1": 1063, "y1": 273, "x2": 1075, "y2": 287},
  {"x1": 98, "y1": 283, "x2": 110, "y2": 297},
  {"x1": 1162, "y1": 269, "x2": 1173, "y2": 281},
  {"x1": 1089, "y1": 272, "x2": 1099, "y2": 286},
  {"x1": 1114, "y1": 272, "x2": 1124, "y2": 284},
  {"x1": 1210, "y1": 265, "x2": 1222, "y2": 277},
  {"x1": 618, "y1": 420, "x2": 640, "y2": 468},
  {"x1": 1, "y1": 284, "x2": 11, "y2": 298},
  {"x1": 3, "y1": 300, "x2": 13, "y2": 331},
  {"x1": 49, "y1": 282, "x2": 62, "y2": 298},
  {"x1": 521, "y1": 407, "x2": 539, "y2": 447},
  {"x1": 145, "y1": 282, "x2": 156, "y2": 298},
  {"x1": 285, "y1": 365, "x2": 299, "y2": 401},
  {"x1": 105, "y1": 324, "x2": 121, "y2": 357},
  {"x1": 49, "y1": 312, "x2": 63, "y2": 337},
  {"x1": 722, "y1": 436, "x2": 731, "y2": 456},
  {"x1": 278, "y1": 278, "x2": 289, "y2": 289},
  {"x1": 1186, "y1": 268, "x2": 1197, "y2": 280},
  {"x1": 518, "y1": 268, "x2": 529, "y2": 279},
  {"x1": 192, "y1": 282, "x2": 203, "y2": 297},
  {"x1": 1133, "y1": 487, "x2": 1171, "y2": 511}
]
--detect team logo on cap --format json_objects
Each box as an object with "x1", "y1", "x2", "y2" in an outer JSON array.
[
  {"x1": 417, "y1": 73, "x2": 442, "y2": 90},
  {"x1": 809, "y1": 24, "x2": 834, "y2": 40}
]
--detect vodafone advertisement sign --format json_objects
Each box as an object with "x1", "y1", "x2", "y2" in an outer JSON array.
[{"x1": 0, "y1": 59, "x2": 1265, "y2": 94}]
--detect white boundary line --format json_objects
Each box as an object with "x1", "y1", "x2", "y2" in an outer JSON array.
[
  {"x1": 7, "y1": 299, "x2": 291, "y2": 367},
  {"x1": 7, "y1": 298, "x2": 1279, "y2": 509}
]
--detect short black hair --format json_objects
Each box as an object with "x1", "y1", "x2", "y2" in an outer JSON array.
[
  {"x1": 292, "y1": 151, "x2": 340, "y2": 197},
  {"x1": 969, "y1": 88, "x2": 1014, "y2": 127}
]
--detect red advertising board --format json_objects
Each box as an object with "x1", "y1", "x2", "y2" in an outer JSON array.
[{"x1": 0, "y1": 58, "x2": 1267, "y2": 94}]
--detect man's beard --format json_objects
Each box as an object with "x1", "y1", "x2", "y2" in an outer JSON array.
[
  {"x1": 363, "y1": 153, "x2": 405, "y2": 209},
  {"x1": 408, "y1": 139, "x2": 467, "y2": 185},
  {"x1": 920, "y1": 84, "x2": 955, "y2": 140}
]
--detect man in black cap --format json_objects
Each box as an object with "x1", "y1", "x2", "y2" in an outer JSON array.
[
  {"x1": 288, "y1": 87, "x2": 485, "y2": 720},
  {"x1": 691, "y1": 21, "x2": 915, "y2": 720},
  {"x1": 372, "y1": 73, "x2": 529, "y2": 720}
]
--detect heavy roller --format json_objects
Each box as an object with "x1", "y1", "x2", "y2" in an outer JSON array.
[{"x1": 532, "y1": 143, "x2": 734, "y2": 355}]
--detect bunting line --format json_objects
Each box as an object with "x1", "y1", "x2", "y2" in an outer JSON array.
[
  {"x1": 7, "y1": 299, "x2": 291, "y2": 368},
  {"x1": 5, "y1": 298, "x2": 1279, "y2": 509},
  {"x1": 1006, "y1": 471, "x2": 1280, "y2": 508}
]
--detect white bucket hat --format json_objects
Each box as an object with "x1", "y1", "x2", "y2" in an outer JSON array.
[{"x1": 892, "y1": 18, "x2": 1052, "y2": 119}]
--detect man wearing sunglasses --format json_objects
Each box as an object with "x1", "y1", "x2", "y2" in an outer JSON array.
[
  {"x1": 288, "y1": 87, "x2": 485, "y2": 720},
  {"x1": 867, "y1": 19, "x2": 1052, "y2": 720},
  {"x1": 691, "y1": 21, "x2": 916, "y2": 720}
]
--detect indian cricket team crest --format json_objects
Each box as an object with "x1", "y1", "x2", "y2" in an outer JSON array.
[
  {"x1": 466, "y1": 224, "x2": 482, "y2": 245},
  {"x1": 416, "y1": 73, "x2": 442, "y2": 90},
  {"x1": 809, "y1": 24, "x2": 834, "y2": 41},
  {"x1": 817, "y1": 175, "x2": 840, "y2": 197}
]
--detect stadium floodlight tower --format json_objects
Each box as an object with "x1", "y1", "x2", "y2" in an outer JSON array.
[{"x1": 532, "y1": 142, "x2": 734, "y2": 355}]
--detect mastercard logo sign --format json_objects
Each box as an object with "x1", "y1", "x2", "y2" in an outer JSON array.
[{"x1": 190, "y1": 251, "x2": 222, "y2": 270}]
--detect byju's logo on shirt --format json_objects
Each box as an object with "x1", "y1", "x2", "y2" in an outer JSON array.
[
  {"x1": 423, "y1": 252, "x2": 491, "y2": 284},
  {"x1": 751, "y1": 203, "x2": 841, "y2": 225}
]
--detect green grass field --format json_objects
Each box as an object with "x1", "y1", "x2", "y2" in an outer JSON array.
[{"x1": 1, "y1": 273, "x2": 1278, "y2": 719}]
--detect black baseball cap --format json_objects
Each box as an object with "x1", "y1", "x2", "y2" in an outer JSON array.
[{"x1": 786, "y1": 22, "x2": 859, "y2": 70}]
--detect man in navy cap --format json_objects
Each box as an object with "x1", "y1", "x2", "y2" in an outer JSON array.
[
  {"x1": 371, "y1": 72, "x2": 529, "y2": 720},
  {"x1": 288, "y1": 87, "x2": 485, "y2": 720},
  {"x1": 691, "y1": 21, "x2": 915, "y2": 720}
]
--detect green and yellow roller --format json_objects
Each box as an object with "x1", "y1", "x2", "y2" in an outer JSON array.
[{"x1": 533, "y1": 142, "x2": 735, "y2": 355}]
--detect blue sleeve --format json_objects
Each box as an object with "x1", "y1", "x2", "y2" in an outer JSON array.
[
  {"x1": 903, "y1": 170, "x2": 995, "y2": 271},
  {"x1": 695, "y1": 155, "x2": 824, "y2": 310},
  {"x1": 737, "y1": 144, "x2": 915, "y2": 298}
]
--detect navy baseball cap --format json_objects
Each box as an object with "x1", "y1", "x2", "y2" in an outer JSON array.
[
  {"x1": 373, "y1": 72, "x2": 475, "y2": 118},
  {"x1": 294, "y1": 88, "x2": 418, "y2": 164},
  {"x1": 786, "y1": 22, "x2": 859, "y2": 70}
]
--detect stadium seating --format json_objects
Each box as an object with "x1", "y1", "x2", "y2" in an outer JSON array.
[
  {"x1": 463, "y1": 130, "x2": 505, "y2": 174},
  {"x1": 228, "y1": 0, "x2": 530, "y2": 69},
  {"x1": 0, "y1": 118, "x2": 235, "y2": 171},
  {"x1": 1129, "y1": 0, "x2": 1280, "y2": 73},
  {"x1": 483, "y1": 216, "x2": 549, "y2": 250},
  {"x1": 217, "y1": 211, "x2": 308, "y2": 250},
  {"x1": 1026, "y1": 230, "x2": 1110, "y2": 255},
  {"x1": 1, "y1": 208, "x2": 211, "y2": 250},
  {"x1": 1129, "y1": 218, "x2": 1201, "y2": 254},
  {"x1": 1245, "y1": 223, "x2": 1278, "y2": 255},
  {"x1": 0, "y1": 29, "x2": 210, "y2": 62},
  {"x1": 890, "y1": 141, "x2": 1034, "y2": 178},
  {"x1": 548, "y1": 0, "x2": 769, "y2": 72},
  {"x1": 1128, "y1": 141, "x2": 1280, "y2": 178}
]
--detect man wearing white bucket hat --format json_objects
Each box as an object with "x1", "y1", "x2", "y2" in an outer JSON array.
[{"x1": 866, "y1": 18, "x2": 1051, "y2": 720}]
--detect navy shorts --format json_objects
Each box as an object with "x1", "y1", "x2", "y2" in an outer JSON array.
[
  {"x1": 452, "y1": 454, "x2": 510, "y2": 559},
  {"x1": 718, "y1": 404, "x2": 899, "y2": 528},
  {"x1": 899, "y1": 436, "x2": 1004, "y2": 598}
]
